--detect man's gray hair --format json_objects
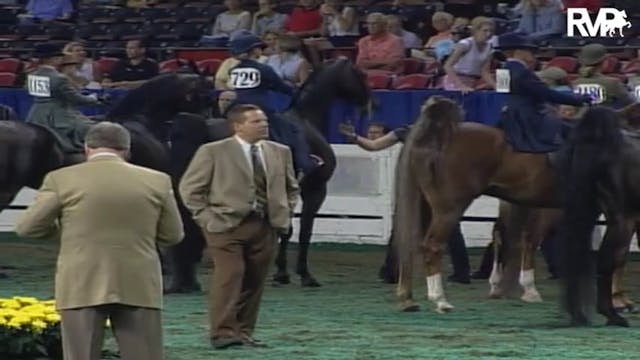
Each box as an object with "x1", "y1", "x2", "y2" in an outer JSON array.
[{"x1": 85, "y1": 122, "x2": 131, "y2": 151}]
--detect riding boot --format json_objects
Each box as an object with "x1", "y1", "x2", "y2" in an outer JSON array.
[
  {"x1": 541, "y1": 229, "x2": 560, "y2": 279},
  {"x1": 447, "y1": 224, "x2": 471, "y2": 284}
]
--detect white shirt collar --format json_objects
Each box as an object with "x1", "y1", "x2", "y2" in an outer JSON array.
[{"x1": 88, "y1": 152, "x2": 121, "y2": 160}]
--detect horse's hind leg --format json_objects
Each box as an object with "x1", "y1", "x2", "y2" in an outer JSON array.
[
  {"x1": 611, "y1": 221, "x2": 638, "y2": 312},
  {"x1": 423, "y1": 207, "x2": 467, "y2": 313},
  {"x1": 519, "y1": 209, "x2": 559, "y2": 303},
  {"x1": 295, "y1": 183, "x2": 326, "y2": 287}
]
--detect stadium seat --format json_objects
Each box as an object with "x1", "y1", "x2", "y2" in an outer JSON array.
[
  {"x1": 402, "y1": 58, "x2": 424, "y2": 74},
  {"x1": 600, "y1": 54, "x2": 620, "y2": 74},
  {"x1": 366, "y1": 73, "x2": 392, "y2": 89},
  {"x1": 621, "y1": 58, "x2": 640, "y2": 74},
  {"x1": 77, "y1": 7, "x2": 114, "y2": 24},
  {"x1": 196, "y1": 58, "x2": 222, "y2": 75},
  {"x1": 422, "y1": 61, "x2": 441, "y2": 75},
  {"x1": 545, "y1": 56, "x2": 579, "y2": 73},
  {"x1": 96, "y1": 57, "x2": 119, "y2": 74},
  {"x1": 46, "y1": 23, "x2": 74, "y2": 41},
  {"x1": 112, "y1": 7, "x2": 144, "y2": 23},
  {"x1": 0, "y1": 72, "x2": 16, "y2": 87},
  {"x1": 159, "y1": 58, "x2": 186, "y2": 73},
  {"x1": 393, "y1": 74, "x2": 431, "y2": 89},
  {"x1": 0, "y1": 58, "x2": 20, "y2": 73}
]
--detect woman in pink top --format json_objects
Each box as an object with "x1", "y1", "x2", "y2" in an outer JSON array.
[{"x1": 443, "y1": 16, "x2": 496, "y2": 92}]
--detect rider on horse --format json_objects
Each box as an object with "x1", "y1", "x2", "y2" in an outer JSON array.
[
  {"x1": 25, "y1": 43, "x2": 103, "y2": 154},
  {"x1": 495, "y1": 33, "x2": 592, "y2": 153},
  {"x1": 226, "y1": 33, "x2": 323, "y2": 178}
]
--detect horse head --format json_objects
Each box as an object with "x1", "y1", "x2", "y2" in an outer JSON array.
[
  {"x1": 175, "y1": 72, "x2": 213, "y2": 117},
  {"x1": 292, "y1": 57, "x2": 373, "y2": 123}
]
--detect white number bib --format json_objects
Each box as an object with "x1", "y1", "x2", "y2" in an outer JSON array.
[
  {"x1": 228, "y1": 68, "x2": 261, "y2": 89},
  {"x1": 27, "y1": 75, "x2": 51, "y2": 97},
  {"x1": 495, "y1": 69, "x2": 510, "y2": 93},
  {"x1": 634, "y1": 85, "x2": 640, "y2": 101},
  {"x1": 574, "y1": 83, "x2": 605, "y2": 104}
]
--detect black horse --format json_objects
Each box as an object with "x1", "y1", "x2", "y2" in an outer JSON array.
[
  {"x1": 0, "y1": 72, "x2": 211, "y2": 251},
  {"x1": 558, "y1": 106, "x2": 640, "y2": 327},
  {"x1": 165, "y1": 58, "x2": 372, "y2": 290}
]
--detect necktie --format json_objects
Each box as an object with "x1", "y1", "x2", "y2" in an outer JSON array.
[{"x1": 250, "y1": 144, "x2": 268, "y2": 215}]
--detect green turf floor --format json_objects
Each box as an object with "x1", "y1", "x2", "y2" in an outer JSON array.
[{"x1": 1, "y1": 233, "x2": 640, "y2": 359}]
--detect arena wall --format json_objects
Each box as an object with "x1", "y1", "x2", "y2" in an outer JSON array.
[{"x1": 1, "y1": 145, "x2": 637, "y2": 251}]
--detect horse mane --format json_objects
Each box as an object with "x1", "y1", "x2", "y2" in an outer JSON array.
[
  {"x1": 106, "y1": 73, "x2": 196, "y2": 121},
  {"x1": 558, "y1": 106, "x2": 624, "y2": 319},
  {"x1": 289, "y1": 58, "x2": 352, "y2": 109}
]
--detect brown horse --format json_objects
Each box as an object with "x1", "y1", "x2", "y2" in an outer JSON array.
[{"x1": 394, "y1": 96, "x2": 640, "y2": 327}]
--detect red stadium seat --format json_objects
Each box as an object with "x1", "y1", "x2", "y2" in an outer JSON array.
[
  {"x1": 366, "y1": 73, "x2": 392, "y2": 89},
  {"x1": 96, "y1": 57, "x2": 119, "y2": 75},
  {"x1": 196, "y1": 58, "x2": 222, "y2": 75},
  {"x1": 0, "y1": 58, "x2": 20, "y2": 73},
  {"x1": 545, "y1": 56, "x2": 579, "y2": 73},
  {"x1": 0, "y1": 72, "x2": 16, "y2": 86},
  {"x1": 159, "y1": 58, "x2": 184, "y2": 73},
  {"x1": 365, "y1": 69, "x2": 394, "y2": 77},
  {"x1": 621, "y1": 58, "x2": 640, "y2": 74},
  {"x1": 393, "y1": 74, "x2": 431, "y2": 89},
  {"x1": 402, "y1": 58, "x2": 424, "y2": 74},
  {"x1": 600, "y1": 54, "x2": 620, "y2": 74}
]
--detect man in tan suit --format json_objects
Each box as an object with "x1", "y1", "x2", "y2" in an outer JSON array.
[
  {"x1": 15, "y1": 122, "x2": 184, "y2": 360},
  {"x1": 179, "y1": 103, "x2": 299, "y2": 349}
]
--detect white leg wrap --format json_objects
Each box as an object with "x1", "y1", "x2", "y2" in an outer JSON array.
[
  {"x1": 520, "y1": 269, "x2": 543, "y2": 303},
  {"x1": 489, "y1": 261, "x2": 503, "y2": 298},
  {"x1": 426, "y1": 274, "x2": 454, "y2": 312},
  {"x1": 519, "y1": 269, "x2": 535, "y2": 289}
]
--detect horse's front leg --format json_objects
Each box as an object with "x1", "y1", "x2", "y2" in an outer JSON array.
[{"x1": 611, "y1": 220, "x2": 638, "y2": 312}]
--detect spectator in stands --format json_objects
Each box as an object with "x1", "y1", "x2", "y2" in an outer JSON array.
[
  {"x1": 386, "y1": 15, "x2": 422, "y2": 49},
  {"x1": 103, "y1": 39, "x2": 159, "y2": 89},
  {"x1": 320, "y1": 0, "x2": 359, "y2": 37},
  {"x1": 63, "y1": 41, "x2": 101, "y2": 89},
  {"x1": 356, "y1": 12, "x2": 405, "y2": 74},
  {"x1": 59, "y1": 55, "x2": 83, "y2": 88},
  {"x1": 215, "y1": 31, "x2": 269, "y2": 90},
  {"x1": 209, "y1": 0, "x2": 251, "y2": 44},
  {"x1": 443, "y1": 16, "x2": 496, "y2": 92},
  {"x1": 285, "y1": 0, "x2": 323, "y2": 37},
  {"x1": 424, "y1": 11, "x2": 454, "y2": 48},
  {"x1": 515, "y1": 0, "x2": 565, "y2": 42},
  {"x1": 252, "y1": 0, "x2": 288, "y2": 37},
  {"x1": 217, "y1": 90, "x2": 236, "y2": 116},
  {"x1": 572, "y1": 43, "x2": 635, "y2": 108},
  {"x1": 266, "y1": 34, "x2": 312, "y2": 87},
  {"x1": 366, "y1": 122, "x2": 389, "y2": 140},
  {"x1": 262, "y1": 30, "x2": 279, "y2": 56},
  {"x1": 562, "y1": 0, "x2": 602, "y2": 13},
  {"x1": 21, "y1": 0, "x2": 74, "y2": 23}
]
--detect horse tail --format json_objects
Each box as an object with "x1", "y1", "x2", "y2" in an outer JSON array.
[
  {"x1": 393, "y1": 140, "x2": 429, "y2": 295},
  {"x1": 558, "y1": 106, "x2": 624, "y2": 318},
  {"x1": 409, "y1": 96, "x2": 461, "y2": 185}
]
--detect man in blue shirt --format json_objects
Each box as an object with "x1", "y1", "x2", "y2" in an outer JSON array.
[{"x1": 227, "y1": 33, "x2": 322, "y2": 178}]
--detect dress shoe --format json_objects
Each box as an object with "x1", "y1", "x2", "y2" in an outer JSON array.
[
  {"x1": 447, "y1": 273, "x2": 471, "y2": 284},
  {"x1": 210, "y1": 336, "x2": 243, "y2": 349}
]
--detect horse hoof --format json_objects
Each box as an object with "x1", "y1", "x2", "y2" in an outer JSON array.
[
  {"x1": 398, "y1": 300, "x2": 420, "y2": 312},
  {"x1": 272, "y1": 273, "x2": 291, "y2": 285},
  {"x1": 435, "y1": 301, "x2": 454, "y2": 314},
  {"x1": 606, "y1": 316, "x2": 630, "y2": 327},
  {"x1": 488, "y1": 287, "x2": 503, "y2": 299},
  {"x1": 521, "y1": 290, "x2": 543, "y2": 303},
  {"x1": 301, "y1": 276, "x2": 321, "y2": 287}
]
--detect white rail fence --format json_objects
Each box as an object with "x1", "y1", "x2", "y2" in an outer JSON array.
[{"x1": 1, "y1": 144, "x2": 638, "y2": 251}]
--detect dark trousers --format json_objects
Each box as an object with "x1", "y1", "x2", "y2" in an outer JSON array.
[
  {"x1": 448, "y1": 224, "x2": 471, "y2": 276},
  {"x1": 204, "y1": 214, "x2": 277, "y2": 339}
]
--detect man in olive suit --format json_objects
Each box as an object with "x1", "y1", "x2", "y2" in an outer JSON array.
[
  {"x1": 179, "y1": 103, "x2": 299, "y2": 349},
  {"x1": 15, "y1": 122, "x2": 184, "y2": 360}
]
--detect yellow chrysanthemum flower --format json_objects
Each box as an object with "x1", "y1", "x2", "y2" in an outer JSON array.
[
  {"x1": 13, "y1": 297, "x2": 39, "y2": 306},
  {"x1": 0, "y1": 317, "x2": 7, "y2": 326},
  {"x1": 30, "y1": 320, "x2": 48, "y2": 332},
  {"x1": 45, "y1": 313, "x2": 61, "y2": 323},
  {"x1": 2, "y1": 300, "x2": 21, "y2": 310}
]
